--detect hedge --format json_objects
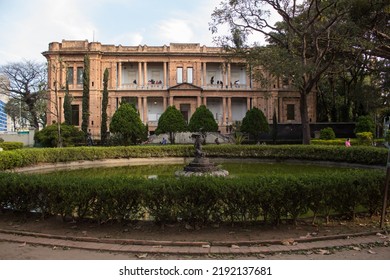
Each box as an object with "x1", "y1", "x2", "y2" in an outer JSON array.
[
  {"x1": 0, "y1": 170, "x2": 385, "y2": 225},
  {"x1": 0, "y1": 142, "x2": 24, "y2": 151},
  {"x1": 0, "y1": 144, "x2": 387, "y2": 171}
]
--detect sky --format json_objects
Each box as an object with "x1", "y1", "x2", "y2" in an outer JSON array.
[{"x1": 0, "y1": 0, "x2": 228, "y2": 64}]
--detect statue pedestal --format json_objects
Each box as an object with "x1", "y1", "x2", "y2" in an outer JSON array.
[{"x1": 176, "y1": 156, "x2": 229, "y2": 177}]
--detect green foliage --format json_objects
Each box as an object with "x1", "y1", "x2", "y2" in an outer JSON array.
[
  {"x1": 0, "y1": 169, "x2": 384, "y2": 225},
  {"x1": 63, "y1": 79, "x2": 72, "y2": 125},
  {"x1": 188, "y1": 105, "x2": 218, "y2": 133},
  {"x1": 355, "y1": 115, "x2": 375, "y2": 135},
  {"x1": 101, "y1": 68, "x2": 109, "y2": 145},
  {"x1": 271, "y1": 110, "x2": 278, "y2": 144},
  {"x1": 240, "y1": 107, "x2": 269, "y2": 142},
  {"x1": 34, "y1": 124, "x2": 84, "y2": 147},
  {"x1": 232, "y1": 131, "x2": 247, "y2": 145},
  {"x1": 319, "y1": 127, "x2": 336, "y2": 140},
  {"x1": 356, "y1": 132, "x2": 373, "y2": 146},
  {"x1": 81, "y1": 55, "x2": 90, "y2": 135},
  {"x1": 0, "y1": 145, "x2": 386, "y2": 171},
  {"x1": 109, "y1": 103, "x2": 147, "y2": 145},
  {"x1": 0, "y1": 141, "x2": 24, "y2": 150},
  {"x1": 155, "y1": 106, "x2": 187, "y2": 144}
]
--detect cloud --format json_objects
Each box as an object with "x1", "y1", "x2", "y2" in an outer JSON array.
[
  {"x1": 156, "y1": 19, "x2": 194, "y2": 43},
  {"x1": 0, "y1": 0, "x2": 97, "y2": 63}
]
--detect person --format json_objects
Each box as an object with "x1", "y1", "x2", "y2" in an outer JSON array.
[
  {"x1": 210, "y1": 76, "x2": 214, "y2": 85},
  {"x1": 161, "y1": 137, "x2": 167, "y2": 145},
  {"x1": 215, "y1": 137, "x2": 220, "y2": 145},
  {"x1": 345, "y1": 138, "x2": 351, "y2": 147}
]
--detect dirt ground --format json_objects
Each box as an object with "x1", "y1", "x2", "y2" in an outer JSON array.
[{"x1": 0, "y1": 211, "x2": 389, "y2": 260}]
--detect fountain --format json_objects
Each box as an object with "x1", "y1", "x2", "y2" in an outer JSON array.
[{"x1": 175, "y1": 133, "x2": 229, "y2": 177}]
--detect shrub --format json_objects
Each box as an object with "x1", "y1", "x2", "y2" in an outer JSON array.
[
  {"x1": 355, "y1": 115, "x2": 375, "y2": 135},
  {"x1": 0, "y1": 141, "x2": 24, "y2": 150},
  {"x1": 110, "y1": 103, "x2": 147, "y2": 145},
  {"x1": 319, "y1": 127, "x2": 335, "y2": 140},
  {"x1": 0, "y1": 169, "x2": 383, "y2": 225},
  {"x1": 34, "y1": 124, "x2": 84, "y2": 147},
  {"x1": 356, "y1": 132, "x2": 373, "y2": 146}
]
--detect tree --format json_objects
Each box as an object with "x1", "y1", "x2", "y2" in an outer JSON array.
[
  {"x1": 188, "y1": 105, "x2": 218, "y2": 143},
  {"x1": 155, "y1": 105, "x2": 187, "y2": 144},
  {"x1": 271, "y1": 109, "x2": 278, "y2": 144},
  {"x1": 355, "y1": 115, "x2": 375, "y2": 135},
  {"x1": 109, "y1": 103, "x2": 147, "y2": 145},
  {"x1": 240, "y1": 107, "x2": 269, "y2": 143},
  {"x1": 101, "y1": 68, "x2": 109, "y2": 145},
  {"x1": 210, "y1": 0, "x2": 386, "y2": 144},
  {"x1": 81, "y1": 55, "x2": 90, "y2": 135},
  {"x1": 0, "y1": 61, "x2": 47, "y2": 129},
  {"x1": 63, "y1": 79, "x2": 72, "y2": 125}
]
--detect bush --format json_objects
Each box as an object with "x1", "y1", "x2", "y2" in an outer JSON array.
[
  {"x1": 319, "y1": 127, "x2": 336, "y2": 140},
  {"x1": 356, "y1": 132, "x2": 373, "y2": 146},
  {"x1": 0, "y1": 145, "x2": 387, "y2": 171},
  {"x1": 34, "y1": 124, "x2": 85, "y2": 147},
  {"x1": 0, "y1": 169, "x2": 384, "y2": 225},
  {"x1": 355, "y1": 116, "x2": 375, "y2": 135},
  {"x1": 0, "y1": 141, "x2": 24, "y2": 150}
]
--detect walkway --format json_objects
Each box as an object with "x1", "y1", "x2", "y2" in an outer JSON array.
[{"x1": 0, "y1": 228, "x2": 388, "y2": 256}]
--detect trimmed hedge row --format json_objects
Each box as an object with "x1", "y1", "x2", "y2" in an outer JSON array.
[
  {"x1": 0, "y1": 170, "x2": 384, "y2": 225},
  {"x1": 0, "y1": 144, "x2": 387, "y2": 170},
  {"x1": 0, "y1": 142, "x2": 24, "y2": 151}
]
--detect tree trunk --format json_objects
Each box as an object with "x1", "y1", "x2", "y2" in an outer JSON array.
[{"x1": 300, "y1": 91, "x2": 311, "y2": 145}]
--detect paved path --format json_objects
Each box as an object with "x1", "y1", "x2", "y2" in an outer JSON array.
[{"x1": 0, "y1": 228, "x2": 389, "y2": 258}]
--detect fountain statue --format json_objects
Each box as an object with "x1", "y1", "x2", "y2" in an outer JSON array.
[{"x1": 175, "y1": 133, "x2": 229, "y2": 177}]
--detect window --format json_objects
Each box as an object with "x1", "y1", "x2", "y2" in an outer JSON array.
[
  {"x1": 176, "y1": 67, "x2": 183, "y2": 84},
  {"x1": 287, "y1": 104, "x2": 295, "y2": 121},
  {"x1": 77, "y1": 67, "x2": 83, "y2": 84},
  {"x1": 67, "y1": 67, "x2": 74, "y2": 84},
  {"x1": 187, "y1": 68, "x2": 193, "y2": 83},
  {"x1": 71, "y1": 105, "x2": 80, "y2": 126}
]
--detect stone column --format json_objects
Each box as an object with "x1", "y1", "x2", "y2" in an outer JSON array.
[
  {"x1": 143, "y1": 97, "x2": 148, "y2": 123},
  {"x1": 118, "y1": 62, "x2": 122, "y2": 88},
  {"x1": 247, "y1": 97, "x2": 251, "y2": 111},
  {"x1": 163, "y1": 96, "x2": 167, "y2": 110},
  {"x1": 163, "y1": 62, "x2": 167, "y2": 87},
  {"x1": 143, "y1": 62, "x2": 147, "y2": 85},
  {"x1": 227, "y1": 97, "x2": 232, "y2": 121},
  {"x1": 203, "y1": 96, "x2": 207, "y2": 106},
  {"x1": 169, "y1": 96, "x2": 174, "y2": 106},
  {"x1": 227, "y1": 63, "x2": 231, "y2": 89},
  {"x1": 197, "y1": 96, "x2": 201, "y2": 107},
  {"x1": 138, "y1": 62, "x2": 142, "y2": 86},
  {"x1": 222, "y1": 97, "x2": 226, "y2": 125},
  {"x1": 138, "y1": 97, "x2": 143, "y2": 120},
  {"x1": 203, "y1": 62, "x2": 207, "y2": 87}
]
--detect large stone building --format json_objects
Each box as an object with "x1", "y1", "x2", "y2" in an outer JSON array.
[{"x1": 42, "y1": 40, "x2": 316, "y2": 139}]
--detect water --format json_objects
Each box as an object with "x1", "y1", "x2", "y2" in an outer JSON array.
[{"x1": 49, "y1": 161, "x2": 354, "y2": 178}]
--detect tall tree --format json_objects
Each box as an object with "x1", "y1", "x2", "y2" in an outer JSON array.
[
  {"x1": 210, "y1": 0, "x2": 384, "y2": 144},
  {"x1": 81, "y1": 55, "x2": 90, "y2": 135},
  {"x1": 63, "y1": 79, "x2": 72, "y2": 125},
  {"x1": 155, "y1": 105, "x2": 187, "y2": 144},
  {"x1": 101, "y1": 68, "x2": 109, "y2": 145},
  {"x1": 110, "y1": 103, "x2": 147, "y2": 145},
  {"x1": 188, "y1": 105, "x2": 218, "y2": 143},
  {"x1": 241, "y1": 107, "x2": 269, "y2": 143},
  {"x1": 0, "y1": 61, "x2": 47, "y2": 129}
]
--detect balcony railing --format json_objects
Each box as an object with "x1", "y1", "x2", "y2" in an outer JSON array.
[{"x1": 114, "y1": 83, "x2": 251, "y2": 90}]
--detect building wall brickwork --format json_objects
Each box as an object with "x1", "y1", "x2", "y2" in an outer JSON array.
[{"x1": 42, "y1": 40, "x2": 316, "y2": 139}]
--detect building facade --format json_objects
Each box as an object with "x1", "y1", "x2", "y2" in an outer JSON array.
[
  {"x1": 0, "y1": 75, "x2": 11, "y2": 132},
  {"x1": 43, "y1": 40, "x2": 316, "y2": 139}
]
